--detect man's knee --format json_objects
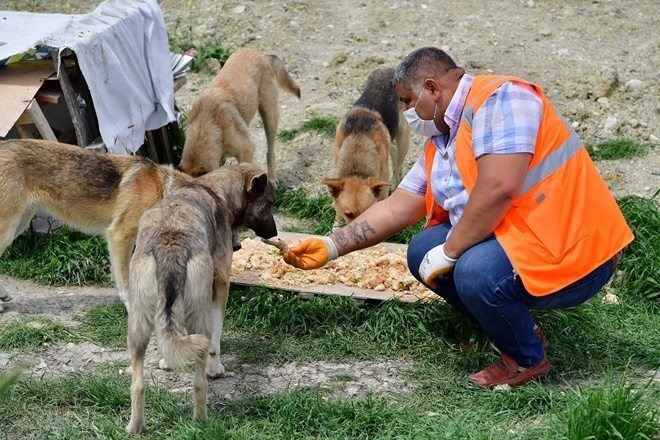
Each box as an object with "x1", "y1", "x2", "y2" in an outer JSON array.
[
  {"x1": 406, "y1": 223, "x2": 451, "y2": 281},
  {"x1": 406, "y1": 233, "x2": 427, "y2": 280}
]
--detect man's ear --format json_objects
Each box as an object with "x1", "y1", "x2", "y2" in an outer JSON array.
[
  {"x1": 370, "y1": 180, "x2": 390, "y2": 198},
  {"x1": 248, "y1": 173, "x2": 268, "y2": 196},
  {"x1": 321, "y1": 177, "x2": 344, "y2": 198}
]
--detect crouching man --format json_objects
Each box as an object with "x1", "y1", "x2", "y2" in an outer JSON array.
[{"x1": 282, "y1": 47, "x2": 633, "y2": 388}]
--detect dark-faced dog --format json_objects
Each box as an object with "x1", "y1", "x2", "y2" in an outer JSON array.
[{"x1": 125, "y1": 164, "x2": 276, "y2": 434}]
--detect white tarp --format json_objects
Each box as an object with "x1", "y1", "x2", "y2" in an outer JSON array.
[{"x1": 0, "y1": 0, "x2": 176, "y2": 154}]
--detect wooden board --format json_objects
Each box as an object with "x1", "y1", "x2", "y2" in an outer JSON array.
[
  {"x1": 230, "y1": 232, "x2": 438, "y2": 303},
  {"x1": 0, "y1": 61, "x2": 55, "y2": 137}
]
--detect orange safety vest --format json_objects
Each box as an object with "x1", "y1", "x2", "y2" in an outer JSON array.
[{"x1": 423, "y1": 75, "x2": 633, "y2": 296}]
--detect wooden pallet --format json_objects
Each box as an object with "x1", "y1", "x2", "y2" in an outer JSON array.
[{"x1": 230, "y1": 232, "x2": 437, "y2": 304}]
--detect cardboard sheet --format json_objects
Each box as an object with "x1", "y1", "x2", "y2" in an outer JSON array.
[
  {"x1": 230, "y1": 232, "x2": 439, "y2": 303},
  {"x1": 0, "y1": 61, "x2": 55, "y2": 137}
]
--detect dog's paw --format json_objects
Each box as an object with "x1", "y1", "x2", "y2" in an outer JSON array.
[
  {"x1": 193, "y1": 407, "x2": 208, "y2": 421},
  {"x1": 158, "y1": 358, "x2": 172, "y2": 371},
  {"x1": 206, "y1": 360, "x2": 225, "y2": 378},
  {"x1": 125, "y1": 419, "x2": 147, "y2": 434}
]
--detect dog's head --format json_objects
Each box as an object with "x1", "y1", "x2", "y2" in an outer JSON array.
[
  {"x1": 195, "y1": 164, "x2": 277, "y2": 240},
  {"x1": 322, "y1": 176, "x2": 389, "y2": 223},
  {"x1": 242, "y1": 169, "x2": 277, "y2": 239}
]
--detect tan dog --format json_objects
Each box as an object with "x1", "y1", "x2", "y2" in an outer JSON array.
[
  {"x1": 322, "y1": 68, "x2": 410, "y2": 225},
  {"x1": 0, "y1": 139, "x2": 195, "y2": 307},
  {"x1": 125, "y1": 164, "x2": 276, "y2": 434},
  {"x1": 179, "y1": 48, "x2": 300, "y2": 181}
]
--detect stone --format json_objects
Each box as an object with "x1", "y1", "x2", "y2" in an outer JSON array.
[
  {"x1": 651, "y1": 168, "x2": 660, "y2": 176},
  {"x1": 649, "y1": 134, "x2": 659, "y2": 143},
  {"x1": 625, "y1": 78, "x2": 643, "y2": 91},
  {"x1": 231, "y1": 5, "x2": 246, "y2": 14},
  {"x1": 0, "y1": 352, "x2": 11, "y2": 367},
  {"x1": 602, "y1": 293, "x2": 620, "y2": 304},
  {"x1": 643, "y1": 186, "x2": 651, "y2": 191},
  {"x1": 331, "y1": 51, "x2": 349, "y2": 67},
  {"x1": 36, "y1": 361, "x2": 48, "y2": 370},
  {"x1": 538, "y1": 28, "x2": 551, "y2": 37}
]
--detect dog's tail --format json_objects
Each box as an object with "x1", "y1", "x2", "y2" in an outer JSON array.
[
  {"x1": 268, "y1": 55, "x2": 301, "y2": 98},
  {"x1": 152, "y1": 246, "x2": 209, "y2": 371}
]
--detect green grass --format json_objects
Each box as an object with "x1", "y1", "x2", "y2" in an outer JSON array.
[
  {"x1": 278, "y1": 115, "x2": 339, "y2": 141},
  {"x1": 274, "y1": 185, "x2": 422, "y2": 243},
  {"x1": 563, "y1": 377, "x2": 659, "y2": 439},
  {"x1": 78, "y1": 302, "x2": 128, "y2": 348},
  {"x1": 0, "y1": 227, "x2": 111, "y2": 286},
  {"x1": 0, "y1": 316, "x2": 75, "y2": 350},
  {"x1": 615, "y1": 195, "x2": 660, "y2": 300},
  {"x1": 0, "y1": 303, "x2": 126, "y2": 351},
  {"x1": 586, "y1": 139, "x2": 650, "y2": 160},
  {"x1": 0, "y1": 370, "x2": 19, "y2": 394},
  {"x1": 169, "y1": 38, "x2": 232, "y2": 73}
]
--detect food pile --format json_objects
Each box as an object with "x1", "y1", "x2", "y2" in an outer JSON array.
[{"x1": 232, "y1": 237, "x2": 435, "y2": 300}]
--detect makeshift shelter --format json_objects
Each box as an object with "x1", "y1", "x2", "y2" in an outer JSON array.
[{"x1": 0, "y1": 0, "x2": 190, "y2": 162}]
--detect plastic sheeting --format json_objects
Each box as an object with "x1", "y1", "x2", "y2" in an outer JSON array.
[{"x1": 0, "y1": 0, "x2": 176, "y2": 154}]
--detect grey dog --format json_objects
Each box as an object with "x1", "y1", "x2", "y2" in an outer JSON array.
[{"x1": 125, "y1": 163, "x2": 276, "y2": 434}]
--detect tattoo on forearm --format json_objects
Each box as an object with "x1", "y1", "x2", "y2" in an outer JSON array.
[
  {"x1": 333, "y1": 230, "x2": 349, "y2": 249},
  {"x1": 359, "y1": 220, "x2": 376, "y2": 238},
  {"x1": 347, "y1": 223, "x2": 363, "y2": 243},
  {"x1": 345, "y1": 220, "x2": 377, "y2": 247}
]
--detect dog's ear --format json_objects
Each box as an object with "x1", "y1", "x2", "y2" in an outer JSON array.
[
  {"x1": 370, "y1": 180, "x2": 390, "y2": 198},
  {"x1": 248, "y1": 173, "x2": 268, "y2": 196},
  {"x1": 322, "y1": 178, "x2": 344, "y2": 198}
]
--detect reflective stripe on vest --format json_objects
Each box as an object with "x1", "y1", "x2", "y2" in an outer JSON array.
[{"x1": 520, "y1": 130, "x2": 582, "y2": 194}]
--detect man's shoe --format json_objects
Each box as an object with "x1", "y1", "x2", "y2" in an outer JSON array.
[{"x1": 468, "y1": 354, "x2": 550, "y2": 388}]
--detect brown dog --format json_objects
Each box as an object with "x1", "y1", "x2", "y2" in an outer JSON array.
[
  {"x1": 179, "y1": 48, "x2": 301, "y2": 181},
  {"x1": 125, "y1": 164, "x2": 276, "y2": 434},
  {"x1": 0, "y1": 139, "x2": 196, "y2": 307},
  {"x1": 322, "y1": 68, "x2": 410, "y2": 226}
]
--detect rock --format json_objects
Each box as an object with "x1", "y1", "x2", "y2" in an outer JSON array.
[
  {"x1": 330, "y1": 52, "x2": 347, "y2": 67},
  {"x1": 36, "y1": 361, "x2": 48, "y2": 370},
  {"x1": 643, "y1": 186, "x2": 651, "y2": 191},
  {"x1": 468, "y1": 60, "x2": 484, "y2": 69},
  {"x1": 596, "y1": 96, "x2": 610, "y2": 105},
  {"x1": 625, "y1": 78, "x2": 643, "y2": 91},
  {"x1": 526, "y1": 0, "x2": 535, "y2": 7},
  {"x1": 441, "y1": 45, "x2": 450, "y2": 52},
  {"x1": 421, "y1": 4, "x2": 428, "y2": 9},
  {"x1": 494, "y1": 383, "x2": 512, "y2": 391},
  {"x1": 651, "y1": 168, "x2": 660, "y2": 176},
  {"x1": 649, "y1": 134, "x2": 659, "y2": 143},
  {"x1": 222, "y1": 355, "x2": 238, "y2": 372},
  {"x1": 322, "y1": 61, "x2": 329, "y2": 68},
  {"x1": 0, "y1": 352, "x2": 11, "y2": 367},
  {"x1": 556, "y1": 48, "x2": 570, "y2": 57},
  {"x1": 602, "y1": 293, "x2": 620, "y2": 304},
  {"x1": 0, "y1": 304, "x2": 4, "y2": 313},
  {"x1": 231, "y1": 5, "x2": 246, "y2": 14},
  {"x1": 538, "y1": 28, "x2": 551, "y2": 37}
]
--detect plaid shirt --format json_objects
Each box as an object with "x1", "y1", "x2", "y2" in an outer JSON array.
[{"x1": 399, "y1": 74, "x2": 542, "y2": 228}]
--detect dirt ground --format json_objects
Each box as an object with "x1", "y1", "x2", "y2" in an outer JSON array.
[
  {"x1": 0, "y1": 275, "x2": 414, "y2": 400},
  {"x1": 2, "y1": 0, "x2": 658, "y2": 195},
  {"x1": 0, "y1": 0, "x2": 658, "y2": 402}
]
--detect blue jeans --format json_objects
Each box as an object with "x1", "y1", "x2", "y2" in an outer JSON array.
[{"x1": 407, "y1": 222, "x2": 614, "y2": 367}]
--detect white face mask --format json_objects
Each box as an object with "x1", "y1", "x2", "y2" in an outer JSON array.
[{"x1": 403, "y1": 87, "x2": 442, "y2": 137}]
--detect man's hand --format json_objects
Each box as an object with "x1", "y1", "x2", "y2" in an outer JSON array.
[
  {"x1": 418, "y1": 243, "x2": 457, "y2": 288},
  {"x1": 282, "y1": 236, "x2": 338, "y2": 270}
]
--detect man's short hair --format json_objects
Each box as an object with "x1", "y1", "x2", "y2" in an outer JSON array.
[{"x1": 392, "y1": 47, "x2": 458, "y2": 91}]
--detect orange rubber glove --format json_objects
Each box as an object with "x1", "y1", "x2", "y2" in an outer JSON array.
[{"x1": 282, "y1": 236, "x2": 339, "y2": 270}]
